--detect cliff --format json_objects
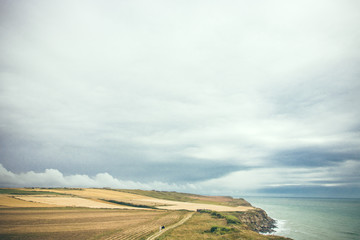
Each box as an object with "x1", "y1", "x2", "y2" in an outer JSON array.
[
  {"x1": 233, "y1": 208, "x2": 277, "y2": 233},
  {"x1": 197, "y1": 208, "x2": 277, "y2": 233}
]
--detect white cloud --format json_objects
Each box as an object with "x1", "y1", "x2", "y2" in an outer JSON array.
[
  {"x1": 0, "y1": 0, "x2": 359, "y2": 197},
  {"x1": 2, "y1": 160, "x2": 358, "y2": 197},
  {"x1": 0, "y1": 164, "x2": 196, "y2": 191}
]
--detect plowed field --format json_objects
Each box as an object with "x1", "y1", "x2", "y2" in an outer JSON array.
[
  {"x1": 16, "y1": 196, "x2": 140, "y2": 209},
  {"x1": 29, "y1": 189, "x2": 255, "y2": 211},
  {"x1": 0, "y1": 208, "x2": 185, "y2": 240},
  {"x1": 141, "y1": 198, "x2": 254, "y2": 212},
  {"x1": 0, "y1": 195, "x2": 56, "y2": 208}
]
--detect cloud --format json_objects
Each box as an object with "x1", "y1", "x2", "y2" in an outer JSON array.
[
  {"x1": 197, "y1": 160, "x2": 360, "y2": 197},
  {"x1": 0, "y1": 0, "x2": 360, "y2": 197},
  {"x1": 1, "y1": 161, "x2": 359, "y2": 197},
  {"x1": 0, "y1": 163, "x2": 196, "y2": 191}
]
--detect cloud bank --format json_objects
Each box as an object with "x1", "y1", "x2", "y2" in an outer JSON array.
[
  {"x1": 0, "y1": 163, "x2": 195, "y2": 191},
  {"x1": 1, "y1": 161, "x2": 359, "y2": 198}
]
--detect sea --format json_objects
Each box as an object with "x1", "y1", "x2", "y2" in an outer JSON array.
[{"x1": 244, "y1": 197, "x2": 360, "y2": 240}]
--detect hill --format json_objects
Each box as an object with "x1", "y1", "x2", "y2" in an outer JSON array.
[{"x1": 0, "y1": 188, "x2": 291, "y2": 239}]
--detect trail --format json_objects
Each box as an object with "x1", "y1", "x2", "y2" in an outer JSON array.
[
  {"x1": 101, "y1": 211, "x2": 191, "y2": 240},
  {"x1": 146, "y1": 212, "x2": 194, "y2": 240}
]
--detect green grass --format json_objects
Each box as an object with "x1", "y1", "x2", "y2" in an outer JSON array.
[
  {"x1": 158, "y1": 212, "x2": 291, "y2": 240},
  {"x1": 102, "y1": 199, "x2": 158, "y2": 209},
  {"x1": 116, "y1": 189, "x2": 195, "y2": 201},
  {"x1": 208, "y1": 225, "x2": 237, "y2": 235},
  {"x1": 197, "y1": 209, "x2": 241, "y2": 224},
  {"x1": 0, "y1": 188, "x2": 66, "y2": 195},
  {"x1": 225, "y1": 214, "x2": 241, "y2": 224},
  {"x1": 114, "y1": 189, "x2": 251, "y2": 207}
]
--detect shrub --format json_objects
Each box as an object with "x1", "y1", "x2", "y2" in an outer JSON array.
[
  {"x1": 198, "y1": 209, "x2": 241, "y2": 225},
  {"x1": 103, "y1": 199, "x2": 157, "y2": 209},
  {"x1": 209, "y1": 226, "x2": 234, "y2": 235},
  {"x1": 225, "y1": 215, "x2": 241, "y2": 224},
  {"x1": 210, "y1": 211, "x2": 223, "y2": 218},
  {"x1": 196, "y1": 209, "x2": 212, "y2": 214}
]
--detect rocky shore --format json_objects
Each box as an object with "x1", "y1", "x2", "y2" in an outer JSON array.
[{"x1": 233, "y1": 208, "x2": 277, "y2": 233}]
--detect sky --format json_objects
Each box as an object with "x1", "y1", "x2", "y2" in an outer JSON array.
[{"x1": 0, "y1": 0, "x2": 359, "y2": 198}]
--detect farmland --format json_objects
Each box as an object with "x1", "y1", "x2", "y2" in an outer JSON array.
[
  {"x1": 0, "y1": 188, "x2": 290, "y2": 239},
  {"x1": 22, "y1": 188, "x2": 255, "y2": 212},
  {"x1": 0, "y1": 208, "x2": 186, "y2": 240},
  {"x1": 16, "y1": 196, "x2": 140, "y2": 209},
  {"x1": 0, "y1": 195, "x2": 57, "y2": 208}
]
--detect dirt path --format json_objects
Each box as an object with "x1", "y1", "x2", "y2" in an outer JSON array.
[
  {"x1": 101, "y1": 211, "x2": 185, "y2": 240},
  {"x1": 146, "y1": 212, "x2": 194, "y2": 240}
]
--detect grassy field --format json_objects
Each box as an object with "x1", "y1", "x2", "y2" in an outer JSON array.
[
  {"x1": 27, "y1": 188, "x2": 152, "y2": 201},
  {"x1": 116, "y1": 189, "x2": 251, "y2": 207},
  {"x1": 0, "y1": 195, "x2": 58, "y2": 208},
  {"x1": 157, "y1": 212, "x2": 291, "y2": 240},
  {"x1": 23, "y1": 188, "x2": 254, "y2": 211},
  {"x1": 15, "y1": 196, "x2": 141, "y2": 209},
  {"x1": 0, "y1": 188, "x2": 66, "y2": 195},
  {"x1": 0, "y1": 188, "x2": 291, "y2": 239}
]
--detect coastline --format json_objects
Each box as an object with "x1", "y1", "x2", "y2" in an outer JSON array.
[
  {"x1": 1, "y1": 188, "x2": 293, "y2": 239},
  {"x1": 245, "y1": 196, "x2": 360, "y2": 240}
]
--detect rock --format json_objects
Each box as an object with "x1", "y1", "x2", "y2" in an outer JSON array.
[{"x1": 233, "y1": 208, "x2": 276, "y2": 233}]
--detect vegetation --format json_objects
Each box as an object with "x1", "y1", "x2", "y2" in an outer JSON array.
[
  {"x1": 41, "y1": 187, "x2": 84, "y2": 191},
  {"x1": 116, "y1": 189, "x2": 197, "y2": 201},
  {"x1": 0, "y1": 188, "x2": 291, "y2": 239},
  {"x1": 115, "y1": 189, "x2": 251, "y2": 207},
  {"x1": 158, "y1": 212, "x2": 290, "y2": 240},
  {"x1": 225, "y1": 214, "x2": 241, "y2": 224},
  {"x1": 197, "y1": 209, "x2": 241, "y2": 224},
  {"x1": 208, "y1": 226, "x2": 237, "y2": 235},
  {"x1": 0, "y1": 188, "x2": 65, "y2": 195},
  {"x1": 102, "y1": 199, "x2": 158, "y2": 209}
]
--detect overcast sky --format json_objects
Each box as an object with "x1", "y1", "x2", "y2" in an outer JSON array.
[{"x1": 1, "y1": 0, "x2": 359, "y2": 197}]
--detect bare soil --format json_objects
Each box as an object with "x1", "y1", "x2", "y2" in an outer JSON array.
[
  {"x1": 16, "y1": 196, "x2": 141, "y2": 209},
  {"x1": 0, "y1": 195, "x2": 56, "y2": 208},
  {"x1": 141, "y1": 198, "x2": 254, "y2": 212},
  {"x1": 0, "y1": 208, "x2": 184, "y2": 240}
]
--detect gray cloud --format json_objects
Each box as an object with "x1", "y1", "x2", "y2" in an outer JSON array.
[
  {"x1": 1, "y1": 0, "x2": 360, "y2": 197},
  {"x1": 0, "y1": 163, "x2": 196, "y2": 191},
  {"x1": 271, "y1": 146, "x2": 360, "y2": 167}
]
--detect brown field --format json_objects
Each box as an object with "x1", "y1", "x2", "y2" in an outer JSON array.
[
  {"x1": 29, "y1": 188, "x2": 154, "y2": 201},
  {"x1": 0, "y1": 208, "x2": 187, "y2": 240},
  {"x1": 30, "y1": 188, "x2": 254, "y2": 212},
  {"x1": 0, "y1": 195, "x2": 57, "y2": 208},
  {"x1": 15, "y1": 196, "x2": 141, "y2": 209},
  {"x1": 30, "y1": 188, "x2": 166, "y2": 207},
  {"x1": 141, "y1": 198, "x2": 254, "y2": 212},
  {"x1": 0, "y1": 188, "x2": 289, "y2": 240}
]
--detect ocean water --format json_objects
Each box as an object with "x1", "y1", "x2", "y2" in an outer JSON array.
[{"x1": 244, "y1": 197, "x2": 360, "y2": 240}]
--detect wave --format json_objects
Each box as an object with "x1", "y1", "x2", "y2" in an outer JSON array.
[{"x1": 261, "y1": 219, "x2": 288, "y2": 236}]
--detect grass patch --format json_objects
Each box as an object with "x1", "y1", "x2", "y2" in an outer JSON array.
[
  {"x1": 225, "y1": 214, "x2": 241, "y2": 224},
  {"x1": 207, "y1": 226, "x2": 237, "y2": 235},
  {"x1": 114, "y1": 189, "x2": 251, "y2": 207},
  {"x1": 102, "y1": 199, "x2": 157, "y2": 209},
  {"x1": 115, "y1": 189, "x2": 195, "y2": 202},
  {"x1": 197, "y1": 209, "x2": 241, "y2": 224},
  {"x1": 0, "y1": 188, "x2": 65, "y2": 195},
  {"x1": 41, "y1": 188, "x2": 84, "y2": 191},
  {"x1": 158, "y1": 212, "x2": 290, "y2": 240}
]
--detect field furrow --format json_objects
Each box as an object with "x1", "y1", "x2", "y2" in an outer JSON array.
[{"x1": 102, "y1": 211, "x2": 186, "y2": 240}]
